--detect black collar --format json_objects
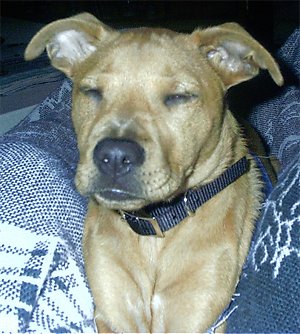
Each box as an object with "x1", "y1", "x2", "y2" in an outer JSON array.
[{"x1": 119, "y1": 156, "x2": 249, "y2": 237}]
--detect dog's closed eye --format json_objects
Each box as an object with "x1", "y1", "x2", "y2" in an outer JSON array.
[
  {"x1": 164, "y1": 93, "x2": 198, "y2": 107},
  {"x1": 80, "y1": 86, "x2": 103, "y2": 102}
]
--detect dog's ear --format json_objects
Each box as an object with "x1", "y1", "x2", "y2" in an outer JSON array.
[
  {"x1": 25, "y1": 13, "x2": 116, "y2": 77},
  {"x1": 191, "y1": 22, "x2": 283, "y2": 88}
]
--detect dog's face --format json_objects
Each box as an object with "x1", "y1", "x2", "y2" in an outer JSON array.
[
  {"x1": 25, "y1": 13, "x2": 283, "y2": 211},
  {"x1": 72, "y1": 30, "x2": 225, "y2": 210}
]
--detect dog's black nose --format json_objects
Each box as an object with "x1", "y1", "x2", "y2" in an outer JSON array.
[{"x1": 93, "y1": 138, "x2": 145, "y2": 177}]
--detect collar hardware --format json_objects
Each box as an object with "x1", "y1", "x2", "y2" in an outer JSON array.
[
  {"x1": 148, "y1": 217, "x2": 165, "y2": 238},
  {"x1": 183, "y1": 192, "x2": 196, "y2": 216},
  {"x1": 119, "y1": 210, "x2": 165, "y2": 238}
]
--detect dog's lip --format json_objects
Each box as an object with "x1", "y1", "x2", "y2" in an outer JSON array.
[{"x1": 96, "y1": 188, "x2": 144, "y2": 201}]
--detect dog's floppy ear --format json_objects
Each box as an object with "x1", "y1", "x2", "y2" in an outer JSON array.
[
  {"x1": 191, "y1": 22, "x2": 283, "y2": 88},
  {"x1": 25, "y1": 13, "x2": 116, "y2": 77}
]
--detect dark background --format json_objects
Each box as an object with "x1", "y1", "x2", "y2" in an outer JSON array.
[
  {"x1": 1, "y1": 1, "x2": 299, "y2": 117},
  {"x1": 2, "y1": 1, "x2": 299, "y2": 50}
]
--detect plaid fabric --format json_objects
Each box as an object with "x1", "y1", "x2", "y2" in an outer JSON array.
[{"x1": 0, "y1": 29, "x2": 299, "y2": 333}]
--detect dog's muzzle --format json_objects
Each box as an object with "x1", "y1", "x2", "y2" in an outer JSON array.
[{"x1": 93, "y1": 138, "x2": 145, "y2": 201}]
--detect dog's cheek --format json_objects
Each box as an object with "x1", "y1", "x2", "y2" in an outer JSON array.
[
  {"x1": 72, "y1": 94, "x2": 101, "y2": 142},
  {"x1": 176, "y1": 108, "x2": 215, "y2": 165}
]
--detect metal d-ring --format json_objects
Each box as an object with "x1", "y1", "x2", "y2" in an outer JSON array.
[
  {"x1": 183, "y1": 192, "x2": 196, "y2": 216},
  {"x1": 119, "y1": 210, "x2": 127, "y2": 221}
]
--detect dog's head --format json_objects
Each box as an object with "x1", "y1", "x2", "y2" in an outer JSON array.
[{"x1": 25, "y1": 13, "x2": 283, "y2": 210}]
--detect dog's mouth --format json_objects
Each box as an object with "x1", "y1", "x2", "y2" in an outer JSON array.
[
  {"x1": 92, "y1": 186, "x2": 148, "y2": 211},
  {"x1": 85, "y1": 166, "x2": 181, "y2": 210},
  {"x1": 96, "y1": 188, "x2": 144, "y2": 201}
]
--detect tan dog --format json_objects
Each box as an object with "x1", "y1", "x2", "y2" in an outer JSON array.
[{"x1": 25, "y1": 13, "x2": 283, "y2": 333}]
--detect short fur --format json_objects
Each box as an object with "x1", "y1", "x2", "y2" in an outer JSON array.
[{"x1": 25, "y1": 13, "x2": 283, "y2": 332}]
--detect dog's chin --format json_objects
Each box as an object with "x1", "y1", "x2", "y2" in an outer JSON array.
[{"x1": 93, "y1": 190, "x2": 147, "y2": 211}]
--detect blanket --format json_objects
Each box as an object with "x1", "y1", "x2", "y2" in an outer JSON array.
[
  {"x1": 0, "y1": 81, "x2": 95, "y2": 332},
  {"x1": 227, "y1": 28, "x2": 300, "y2": 333},
  {"x1": 0, "y1": 29, "x2": 299, "y2": 333}
]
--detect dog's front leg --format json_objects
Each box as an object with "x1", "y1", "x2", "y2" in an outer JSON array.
[
  {"x1": 94, "y1": 318, "x2": 114, "y2": 333},
  {"x1": 83, "y1": 201, "x2": 152, "y2": 333},
  {"x1": 150, "y1": 247, "x2": 237, "y2": 333}
]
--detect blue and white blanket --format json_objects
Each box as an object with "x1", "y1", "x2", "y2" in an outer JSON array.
[
  {"x1": 0, "y1": 29, "x2": 299, "y2": 333},
  {"x1": 0, "y1": 81, "x2": 95, "y2": 332},
  {"x1": 226, "y1": 28, "x2": 300, "y2": 333}
]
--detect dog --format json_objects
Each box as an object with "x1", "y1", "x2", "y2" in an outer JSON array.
[{"x1": 25, "y1": 13, "x2": 283, "y2": 332}]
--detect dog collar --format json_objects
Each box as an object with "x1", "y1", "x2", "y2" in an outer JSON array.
[{"x1": 119, "y1": 156, "x2": 249, "y2": 237}]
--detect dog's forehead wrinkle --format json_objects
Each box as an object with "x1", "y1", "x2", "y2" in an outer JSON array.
[
  {"x1": 120, "y1": 27, "x2": 180, "y2": 44},
  {"x1": 79, "y1": 71, "x2": 202, "y2": 105},
  {"x1": 80, "y1": 38, "x2": 208, "y2": 88},
  {"x1": 85, "y1": 63, "x2": 202, "y2": 97},
  {"x1": 99, "y1": 35, "x2": 193, "y2": 73}
]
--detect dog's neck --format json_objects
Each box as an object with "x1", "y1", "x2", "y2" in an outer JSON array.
[
  {"x1": 118, "y1": 156, "x2": 250, "y2": 237},
  {"x1": 185, "y1": 111, "x2": 245, "y2": 190}
]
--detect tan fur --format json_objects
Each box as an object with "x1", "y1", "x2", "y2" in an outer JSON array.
[{"x1": 25, "y1": 13, "x2": 283, "y2": 332}]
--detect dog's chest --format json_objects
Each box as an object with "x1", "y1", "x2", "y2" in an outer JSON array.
[{"x1": 138, "y1": 236, "x2": 165, "y2": 264}]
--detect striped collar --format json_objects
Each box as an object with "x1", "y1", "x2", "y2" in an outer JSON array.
[{"x1": 119, "y1": 156, "x2": 249, "y2": 237}]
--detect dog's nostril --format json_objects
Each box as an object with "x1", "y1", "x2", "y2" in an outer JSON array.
[
  {"x1": 122, "y1": 157, "x2": 131, "y2": 165},
  {"x1": 102, "y1": 156, "x2": 110, "y2": 164},
  {"x1": 93, "y1": 138, "x2": 145, "y2": 177},
  {"x1": 101, "y1": 154, "x2": 132, "y2": 167}
]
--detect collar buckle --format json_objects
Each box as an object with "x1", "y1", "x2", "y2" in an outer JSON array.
[
  {"x1": 147, "y1": 217, "x2": 165, "y2": 238},
  {"x1": 119, "y1": 210, "x2": 165, "y2": 238}
]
